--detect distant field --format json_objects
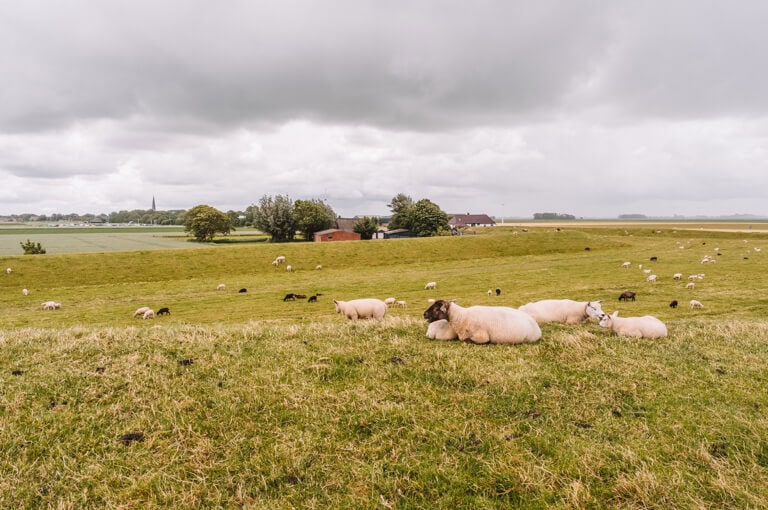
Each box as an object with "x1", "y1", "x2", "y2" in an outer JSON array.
[{"x1": 2, "y1": 224, "x2": 768, "y2": 507}]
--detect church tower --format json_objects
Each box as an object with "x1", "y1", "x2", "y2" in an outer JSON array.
[{"x1": 151, "y1": 196, "x2": 156, "y2": 211}]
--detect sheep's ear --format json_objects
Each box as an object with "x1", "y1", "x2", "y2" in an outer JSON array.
[
  {"x1": 612, "y1": 311, "x2": 619, "y2": 317},
  {"x1": 333, "y1": 300, "x2": 339, "y2": 304}
]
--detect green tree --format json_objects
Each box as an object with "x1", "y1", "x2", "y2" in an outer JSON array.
[
  {"x1": 353, "y1": 216, "x2": 380, "y2": 240},
  {"x1": 294, "y1": 199, "x2": 336, "y2": 241},
  {"x1": 184, "y1": 204, "x2": 232, "y2": 242},
  {"x1": 409, "y1": 199, "x2": 450, "y2": 237},
  {"x1": 20, "y1": 239, "x2": 46, "y2": 255},
  {"x1": 251, "y1": 194, "x2": 296, "y2": 242},
  {"x1": 386, "y1": 193, "x2": 414, "y2": 230}
]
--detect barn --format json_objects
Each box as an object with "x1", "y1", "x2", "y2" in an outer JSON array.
[
  {"x1": 313, "y1": 229, "x2": 361, "y2": 242},
  {"x1": 448, "y1": 213, "x2": 496, "y2": 228}
]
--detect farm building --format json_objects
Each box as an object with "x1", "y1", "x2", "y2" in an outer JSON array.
[
  {"x1": 334, "y1": 218, "x2": 358, "y2": 232},
  {"x1": 448, "y1": 214, "x2": 496, "y2": 228},
  {"x1": 314, "y1": 229, "x2": 361, "y2": 242}
]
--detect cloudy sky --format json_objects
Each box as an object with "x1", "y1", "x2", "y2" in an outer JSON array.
[{"x1": 1, "y1": 1, "x2": 767, "y2": 218}]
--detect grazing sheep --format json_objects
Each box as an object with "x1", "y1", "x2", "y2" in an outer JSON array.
[
  {"x1": 650, "y1": 256, "x2": 658, "y2": 261},
  {"x1": 308, "y1": 295, "x2": 318, "y2": 303},
  {"x1": 646, "y1": 274, "x2": 657, "y2": 283},
  {"x1": 315, "y1": 265, "x2": 322, "y2": 270},
  {"x1": 239, "y1": 288, "x2": 247, "y2": 293},
  {"x1": 143, "y1": 309, "x2": 155, "y2": 320},
  {"x1": 41, "y1": 301, "x2": 61, "y2": 310},
  {"x1": 157, "y1": 307, "x2": 171, "y2": 316},
  {"x1": 518, "y1": 299, "x2": 605, "y2": 325},
  {"x1": 643, "y1": 269, "x2": 652, "y2": 274},
  {"x1": 618, "y1": 291, "x2": 636, "y2": 302},
  {"x1": 133, "y1": 306, "x2": 150, "y2": 318},
  {"x1": 669, "y1": 300, "x2": 679, "y2": 308},
  {"x1": 685, "y1": 282, "x2": 695, "y2": 289},
  {"x1": 22, "y1": 288, "x2": 28, "y2": 296},
  {"x1": 424, "y1": 281, "x2": 437, "y2": 290},
  {"x1": 495, "y1": 288, "x2": 501, "y2": 296},
  {"x1": 690, "y1": 300, "x2": 704, "y2": 309},
  {"x1": 283, "y1": 293, "x2": 297, "y2": 301},
  {"x1": 621, "y1": 261, "x2": 631, "y2": 269},
  {"x1": 395, "y1": 300, "x2": 407, "y2": 308},
  {"x1": 275, "y1": 256, "x2": 286, "y2": 264},
  {"x1": 673, "y1": 273, "x2": 683, "y2": 280},
  {"x1": 426, "y1": 319, "x2": 459, "y2": 340},
  {"x1": 384, "y1": 297, "x2": 396, "y2": 306},
  {"x1": 423, "y1": 300, "x2": 541, "y2": 344},
  {"x1": 286, "y1": 265, "x2": 292, "y2": 272},
  {"x1": 599, "y1": 311, "x2": 667, "y2": 339},
  {"x1": 271, "y1": 260, "x2": 279, "y2": 267},
  {"x1": 487, "y1": 289, "x2": 493, "y2": 296},
  {"x1": 6, "y1": 267, "x2": 12, "y2": 274},
  {"x1": 217, "y1": 283, "x2": 226, "y2": 291},
  {"x1": 333, "y1": 298, "x2": 388, "y2": 320}
]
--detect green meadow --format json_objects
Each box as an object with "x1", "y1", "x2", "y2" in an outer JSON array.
[{"x1": 1, "y1": 224, "x2": 768, "y2": 507}]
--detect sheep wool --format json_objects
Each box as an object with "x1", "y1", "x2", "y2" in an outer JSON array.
[
  {"x1": 423, "y1": 300, "x2": 541, "y2": 345},
  {"x1": 599, "y1": 311, "x2": 667, "y2": 339},
  {"x1": 518, "y1": 299, "x2": 604, "y2": 325},
  {"x1": 334, "y1": 298, "x2": 388, "y2": 320}
]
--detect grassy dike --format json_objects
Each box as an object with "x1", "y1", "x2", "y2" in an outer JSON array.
[{"x1": 1, "y1": 226, "x2": 768, "y2": 507}]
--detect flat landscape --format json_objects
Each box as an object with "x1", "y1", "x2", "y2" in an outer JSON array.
[{"x1": 1, "y1": 223, "x2": 767, "y2": 508}]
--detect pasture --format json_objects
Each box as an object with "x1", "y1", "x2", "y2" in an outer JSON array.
[{"x1": 1, "y1": 224, "x2": 768, "y2": 507}]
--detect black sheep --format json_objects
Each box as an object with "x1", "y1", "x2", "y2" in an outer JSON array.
[{"x1": 157, "y1": 307, "x2": 170, "y2": 316}]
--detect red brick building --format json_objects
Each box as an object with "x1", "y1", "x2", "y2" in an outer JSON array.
[{"x1": 313, "y1": 229, "x2": 361, "y2": 242}]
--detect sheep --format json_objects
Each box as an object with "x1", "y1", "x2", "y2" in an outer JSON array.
[
  {"x1": 271, "y1": 260, "x2": 279, "y2": 267},
  {"x1": 308, "y1": 295, "x2": 318, "y2": 303},
  {"x1": 646, "y1": 274, "x2": 657, "y2": 283},
  {"x1": 395, "y1": 300, "x2": 407, "y2": 308},
  {"x1": 518, "y1": 299, "x2": 605, "y2": 325},
  {"x1": 618, "y1": 291, "x2": 636, "y2": 302},
  {"x1": 487, "y1": 289, "x2": 493, "y2": 296},
  {"x1": 315, "y1": 265, "x2": 322, "y2": 270},
  {"x1": 217, "y1": 283, "x2": 226, "y2": 291},
  {"x1": 143, "y1": 309, "x2": 155, "y2": 319},
  {"x1": 22, "y1": 288, "x2": 28, "y2": 296},
  {"x1": 643, "y1": 269, "x2": 652, "y2": 274},
  {"x1": 427, "y1": 298, "x2": 436, "y2": 303},
  {"x1": 621, "y1": 261, "x2": 631, "y2": 269},
  {"x1": 333, "y1": 298, "x2": 388, "y2": 320},
  {"x1": 669, "y1": 300, "x2": 679, "y2": 308},
  {"x1": 157, "y1": 307, "x2": 171, "y2": 316},
  {"x1": 6, "y1": 267, "x2": 12, "y2": 274},
  {"x1": 283, "y1": 293, "x2": 297, "y2": 301},
  {"x1": 426, "y1": 319, "x2": 459, "y2": 340},
  {"x1": 424, "y1": 281, "x2": 436, "y2": 290},
  {"x1": 286, "y1": 265, "x2": 292, "y2": 273},
  {"x1": 495, "y1": 288, "x2": 501, "y2": 296},
  {"x1": 598, "y1": 311, "x2": 667, "y2": 339},
  {"x1": 41, "y1": 301, "x2": 60, "y2": 310},
  {"x1": 133, "y1": 306, "x2": 151, "y2": 318},
  {"x1": 384, "y1": 297, "x2": 396, "y2": 306},
  {"x1": 650, "y1": 256, "x2": 658, "y2": 261},
  {"x1": 275, "y1": 255, "x2": 286, "y2": 264},
  {"x1": 239, "y1": 288, "x2": 247, "y2": 293},
  {"x1": 685, "y1": 282, "x2": 695, "y2": 289},
  {"x1": 690, "y1": 299, "x2": 704, "y2": 309},
  {"x1": 673, "y1": 273, "x2": 683, "y2": 280},
  {"x1": 423, "y1": 300, "x2": 541, "y2": 344}
]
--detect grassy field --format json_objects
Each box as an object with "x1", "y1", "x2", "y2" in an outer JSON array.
[{"x1": 1, "y1": 224, "x2": 768, "y2": 507}]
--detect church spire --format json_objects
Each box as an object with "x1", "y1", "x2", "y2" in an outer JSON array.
[{"x1": 151, "y1": 196, "x2": 156, "y2": 211}]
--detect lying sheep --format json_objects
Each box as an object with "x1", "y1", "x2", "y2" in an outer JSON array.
[
  {"x1": 424, "y1": 281, "x2": 436, "y2": 290},
  {"x1": 423, "y1": 300, "x2": 541, "y2": 344},
  {"x1": 426, "y1": 319, "x2": 459, "y2": 341},
  {"x1": 599, "y1": 311, "x2": 667, "y2": 339},
  {"x1": 518, "y1": 299, "x2": 604, "y2": 325},
  {"x1": 690, "y1": 299, "x2": 704, "y2": 309},
  {"x1": 133, "y1": 306, "x2": 151, "y2": 318},
  {"x1": 618, "y1": 291, "x2": 636, "y2": 302},
  {"x1": 143, "y1": 309, "x2": 155, "y2": 319},
  {"x1": 333, "y1": 298, "x2": 388, "y2": 320}
]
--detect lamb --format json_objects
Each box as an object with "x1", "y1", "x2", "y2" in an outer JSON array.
[
  {"x1": 621, "y1": 261, "x2": 631, "y2": 269},
  {"x1": 598, "y1": 311, "x2": 667, "y2": 339},
  {"x1": 395, "y1": 300, "x2": 407, "y2": 308},
  {"x1": 334, "y1": 298, "x2": 387, "y2": 320},
  {"x1": 518, "y1": 299, "x2": 605, "y2": 325},
  {"x1": 41, "y1": 301, "x2": 61, "y2": 310},
  {"x1": 646, "y1": 274, "x2": 657, "y2": 283},
  {"x1": 690, "y1": 299, "x2": 704, "y2": 309},
  {"x1": 618, "y1": 291, "x2": 636, "y2": 302},
  {"x1": 217, "y1": 283, "x2": 226, "y2": 291},
  {"x1": 157, "y1": 307, "x2": 171, "y2": 316},
  {"x1": 669, "y1": 300, "x2": 679, "y2": 308},
  {"x1": 423, "y1": 300, "x2": 541, "y2": 344},
  {"x1": 425, "y1": 319, "x2": 459, "y2": 341},
  {"x1": 133, "y1": 306, "x2": 151, "y2": 318},
  {"x1": 143, "y1": 309, "x2": 155, "y2": 319},
  {"x1": 384, "y1": 297, "x2": 396, "y2": 306},
  {"x1": 424, "y1": 281, "x2": 437, "y2": 290}
]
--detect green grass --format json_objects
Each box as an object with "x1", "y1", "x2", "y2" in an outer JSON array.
[{"x1": 1, "y1": 224, "x2": 768, "y2": 507}]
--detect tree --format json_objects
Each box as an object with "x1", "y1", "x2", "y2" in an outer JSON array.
[
  {"x1": 184, "y1": 204, "x2": 232, "y2": 242},
  {"x1": 386, "y1": 193, "x2": 414, "y2": 230},
  {"x1": 20, "y1": 239, "x2": 46, "y2": 255},
  {"x1": 353, "y1": 216, "x2": 380, "y2": 240},
  {"x1": 294, "y1": 199, "x2": 336, "y2": 241},
  {"x1": 251, "y1": 194, "x2": 296, "y2": 242},
  {"x1": 409, "y1": 199, "x2": 450, "y2": 237}
]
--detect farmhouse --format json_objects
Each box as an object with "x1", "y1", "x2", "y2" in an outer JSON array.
[
  {"x1": 314, "y1": 229, "x2": 361, "y2": 242},
  {"x1": 448, "y1": 213, "x2": 496, "y2": 228}
]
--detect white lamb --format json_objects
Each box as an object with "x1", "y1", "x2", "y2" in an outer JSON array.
[
  {"x1": 424, "y1": 281, "x2": 436, "y2": 290},
  {"x1": 384, "y1": 297, "x2": 396, "y2": 306},
  {"x1": 334, "y1": 298, "x2": 388, "y2": 320},
  {"x1": 599, "y1": 311, "x2": 667, "y2": 339},
  {"x1": 426, "y1": 319, "x2": 459, "y2": 341},
  {"x1": 423, "y1": 300, "x2": 541, "y2": 345},
  {"x1": 690, "y1": 300, "x2": 704, "y2": 309},
  {"x1": 41, "y1": 301, "x2": 60, "y2": 310},
  {"x1": 518, "y1": 299, "x2": 604, "y2": 325},
  {"x1": 143, "y1": 309, "x2": 155, "y2": 319},
  {"x1": 217, "y1": 283, "x2": 226, "y2": 291},
  {"x1": 133, "y1": 306, "x2": 151, "y2": 318}
]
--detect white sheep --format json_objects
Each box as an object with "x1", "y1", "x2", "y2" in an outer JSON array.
[
  {"x1": 6, "y1": 267, "x2": 12, "y2": 274},
  {"x1": 334, "y1": 298, "x2": 388, "y2": 320},
  {"x1": 426, "y1": 319, "x2": 459, "y2": 341},
  {"x1": 395, "y1": 300, "x2": 407, "y2": 308},
  {"x1": 643, "y1": 269, "x2": 652, "y2": 274},
  {"x1": 41, "y1": 300, "x2": 60, "y2": 310},
  {"x1": 427, "y1": 298, "x2": 436, "y2": 303},
  {"x1": 487, "y1": 289, "x2": 493, "y2": 296},
  {"x1": 315, "y1": 265, "x2": 322, "y2": 270},
  {"x1": 384, "y1": 297, "x2": 396, "y2": 306},
  {"x1": 22, "y1": 288, "x2": 28, "y2": 296},
  {"x1": 690, "y1": 299, "x2": 704, "y2": 309},
  {"x1": 518, "y1": 299, "x2": 605, "y2": 325},
  {"x1": 646, "y1": 274, "x2": 657, "y2": 283},
  {"x1": 424, "y1": 281, "x2": 436, "y2": 290},
  {"x1": 217, "y1": 283, "x2": 226, "y2": 291},
  {"x1": 143, "y1": 309, "x2": 155, "y2": 319},
  {"x1": 275, "y1": 255, "x2": 286, "y2": 264},
  {"x1": 598, "y1": 311, "x2": 667, "y2": 339},
  {"x1": 271, "y1": 260, "x2": 279, "y2": 267},
  {"x1": 685, "y1": 282, "x2": 695, "y2": 289},
  {"x1": 133, "y1": 306, "x2": 151, "y2": 318},
  {"x1": 673, "y1": 273, "x2": 683, "y2": 280},
  {"x1": 286, "y1": 265, "x2": 292, "y2": 272},
  {"x1": 423, "y1": 300, "x2": 541, "y2": 345},
  {"x1": 621, "y1": 261, "x2": 631, "y2": 269}
]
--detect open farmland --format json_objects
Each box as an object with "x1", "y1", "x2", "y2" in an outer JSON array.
[{"x1": 1, "y1": 224, "x2": 768, "y2": 507}]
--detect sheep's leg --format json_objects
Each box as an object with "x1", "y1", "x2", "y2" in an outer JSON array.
[{"x1": 463, "y1": 332, "x2": 491, "y2": 345}]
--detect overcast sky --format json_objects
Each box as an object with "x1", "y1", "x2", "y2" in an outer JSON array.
[{"x1": 1, "y1": 1, "x2": 767, "y2": 218}]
